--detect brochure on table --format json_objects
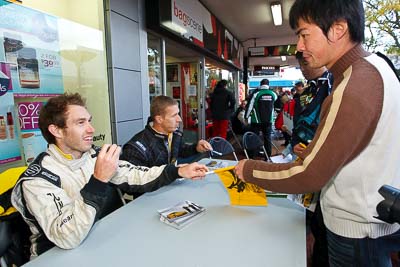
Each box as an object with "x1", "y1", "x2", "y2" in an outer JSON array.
[{"x1": 158, "y1": 200, "x2": 206, "y2": 230}]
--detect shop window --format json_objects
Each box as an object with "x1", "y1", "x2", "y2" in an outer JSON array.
[
  {"x1": 0, "y1": 0, "x2": 110, "y2": 171},
  {"x1": 147, "y1": 33, "x2": 162, "y2": 102}
]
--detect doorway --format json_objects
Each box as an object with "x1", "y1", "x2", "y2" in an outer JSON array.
[{"x1": 147, "y1": 34, "x2": 241, "y2": 144}]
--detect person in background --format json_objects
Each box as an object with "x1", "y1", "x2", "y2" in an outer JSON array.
[
  {"x1": 289, "y1": 52, "x2": 333, "y2": 157},
  {"x1": 231, "y1": 100, "x2": 251, "y2": 135},
  {"x1": 292, "y1": 81, "x2": 305, "y2": 120},
  {"x1": 245, "y1": 78, "x2": 277, "y2": 157},
  {"x1": 274, "y1": 87, "x2": 284, "y2": 112},
  {"x1": 235, "y1": 0, "x2": 400, "y2": 266},
  {"x1": 121, "y1": 95, "x2": 212, "y2": 167},
  {"x1": 290, "y1": 87, "x2": 296, "y2": 97},
  {"x1": 11, "y1": 93, "x2": 208, "y2": 257},
  {"x1": 292, "y1": 51, "x2": 333, "y2": 267},
  {"x1": 209, "y1": 79, "x2": 235, "y2": 139},
  {"x1": 274, "y1": 93, "x2": 292, "y2": 147}
]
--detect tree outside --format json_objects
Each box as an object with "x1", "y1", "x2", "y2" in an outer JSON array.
[{"x1": 363, "y1": 0, "x2": 400, "y2": 73}]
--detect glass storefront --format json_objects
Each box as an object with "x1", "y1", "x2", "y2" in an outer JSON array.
[
  {"x1": 147, "y1": 33, "x2": 162, "y2": 102},
  {"x1": 0, "y1": 0, "x2": 110, "y2": 172},
  {"x1": 146, "y1": 34, "x2": 241, "y2": 143}
]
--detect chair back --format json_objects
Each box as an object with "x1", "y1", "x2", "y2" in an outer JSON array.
[
  {"x1": 242, "y1": 132, "x2": 270, "y2": 161},
  {"x1": 243, "y1": 132, "x2": 264, "y2": 151},
  {"x1": 209, "y1": 136, "x2": 238, "y2": 161}
]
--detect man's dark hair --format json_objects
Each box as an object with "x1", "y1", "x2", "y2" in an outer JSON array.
[
  {"x1": 150, "y1": 95, "x2": 178, "y2": 120},
  {"x1": 260, "y1": 79, "x2": 269, "y2": 86},
  {"x1": 289, "y1": 0, "x2": 364, "y2": 43},
  {"x1": 39, "y1": 93, "x2": 86, "y2": 144},
  {"x1": 215, "y1": 79, "x2": 228, "y2": 89}
]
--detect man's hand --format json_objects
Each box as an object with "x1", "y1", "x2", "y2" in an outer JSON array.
[
  {"x1": 293, "y1": 143, "x2": 306, "y2": 156},
  {"x1": 234, "y1": 159, "x2": 248, "y2": 182},
  {"x1": 196, "y1": 139, "x2": 213, "y2": 153},
  {"x1": 93, "y1": 144, "x2": 121, "y2": 183},
  {"x1": 178, "y1": 162, "x2": 208, "y2": 180}
]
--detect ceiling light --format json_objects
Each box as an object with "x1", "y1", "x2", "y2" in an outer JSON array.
[{"x1": 270, "y1": 2, "x2": 282, "y2": 26}]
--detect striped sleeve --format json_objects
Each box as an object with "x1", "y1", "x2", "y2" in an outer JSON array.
[{"x1": 243, "y1": 62, "x2": 383, "y2": 194}]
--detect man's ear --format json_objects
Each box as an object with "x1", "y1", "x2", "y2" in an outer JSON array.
[
  {"x1": 329, "y1": 20, "x2": 348, "y2": 42},
  {"x1": 48, "y1": 124, "x2": 63, "y2": 139},
  {"x1": 154, "y1": 115, "x2": 163, "y2": 124}
]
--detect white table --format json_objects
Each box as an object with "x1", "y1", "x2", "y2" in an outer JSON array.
[{"x1": 24, "y1": 160, "x2": 306, "y2": 267}]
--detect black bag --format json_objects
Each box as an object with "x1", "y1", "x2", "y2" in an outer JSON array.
[
  {"x1": 0, "y1": 166, "x2": 31, "y2": 266},
  {"x1": 0, "y1": 212, "x2": 31, "y2": 266}
]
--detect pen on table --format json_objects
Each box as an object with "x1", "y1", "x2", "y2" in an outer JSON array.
[
  {"x1": 205, "y1": 165, "x2": 235, "y2": 175},
  {"x1": 210, "y1": 150, "x2": 223, "y2": 156}
]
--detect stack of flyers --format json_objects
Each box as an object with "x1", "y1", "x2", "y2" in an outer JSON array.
[{"x1": 157, "y1": 200, "x2": 206, "y2": 230}]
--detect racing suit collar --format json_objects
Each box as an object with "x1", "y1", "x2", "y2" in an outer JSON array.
[
  {"x1": 48, "y1": 144, "x2": 92, "y2": 171},
  {"x1": 146, "y1": 124, "x2": 169, "y2": 139}
]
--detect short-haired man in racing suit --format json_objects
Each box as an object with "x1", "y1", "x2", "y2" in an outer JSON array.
[
  {"x1": 11, "y1": 93, "x2": 208, "y2": 258},
  {"x1": 121, "y1": 95, "x2": 212, "y2": 167}
]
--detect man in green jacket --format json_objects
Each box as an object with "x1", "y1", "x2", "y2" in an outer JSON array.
[{"x1": 245, "y1": 79, "x2": 277, "y2": 157}]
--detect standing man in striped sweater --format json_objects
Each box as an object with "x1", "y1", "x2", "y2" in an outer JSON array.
[{"x1": 235, "y1": 0, "x2": 400, "y2": 266}]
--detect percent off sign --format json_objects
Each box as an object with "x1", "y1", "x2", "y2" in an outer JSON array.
[{"x1": 18, "y1": 102, "x2": 43, "y2": 130}]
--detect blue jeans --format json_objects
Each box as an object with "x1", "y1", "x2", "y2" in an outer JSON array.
[{"x1": 326, "y1": 228, "x2": 400, "y2": 267}]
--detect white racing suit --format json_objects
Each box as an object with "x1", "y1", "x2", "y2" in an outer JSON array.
[{"x1": 11, "y1": 144, "x2": 180, "y2": 257}]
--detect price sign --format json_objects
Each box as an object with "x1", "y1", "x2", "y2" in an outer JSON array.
[
  {"x1": 40, "y1": 53, "x2": 60, "y2": 69},
  {"x1": 18, "y1": 102, "x2": 43, "y2": 130}
]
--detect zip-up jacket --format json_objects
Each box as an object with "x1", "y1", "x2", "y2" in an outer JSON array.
[
  {"x1": 291, "y1": 71, "x2": 333, "y2": 146},
  {"x1": 210, "y1": 87, "x2": 235, "y2": 120},
  {"x1": 11, "y1": 144, "x2": 180, "y2": 256},
  {"x1": 245, "y1": 85, "x2": 277, "y2": 124},
  {"x1": 121, "y1": 124, "x2": 197, "y2": 167}
]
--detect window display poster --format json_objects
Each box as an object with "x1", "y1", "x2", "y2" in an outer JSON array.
[
  {"x1": 187, "y1": 85, "x2": 197, "y2": 96},
  {"x1": 18, "y1": 101, "x2": 47, "y2": 164},
  {"x1": 172, "y1": 86, "x2": 180, "y2": 98},
  {"x1": 0, "y1": 90, "x2": 21, "y2": 164},
  {"x1": 0, "y1": 0, "x2": 64, "y2": 96}
]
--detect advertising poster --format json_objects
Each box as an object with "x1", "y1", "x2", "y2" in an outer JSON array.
[
  {"x1": 18, "y1": 101, "x2": 47, "y2": 164},
  {"x1": 0, "y1": 90, "x2": 21, "y2": 164},
  {"x1": 0, "y1": 0, "x2": 64, "y2": 96}
]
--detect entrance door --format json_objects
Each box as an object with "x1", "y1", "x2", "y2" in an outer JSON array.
[
  {"x1": 165, "y1": 61, "x2": 202, "y2": 144},
  {"x1": 147, "y1": 34, "x2": 206, "y2": 144}
]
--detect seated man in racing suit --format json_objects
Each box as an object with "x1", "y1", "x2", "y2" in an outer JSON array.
[
  {"x1": 11, "y1": 93, "x2": 208, "y2": 258},
  {"x1": 121, "y1": 95, "x2": 213, "y2": 167}
]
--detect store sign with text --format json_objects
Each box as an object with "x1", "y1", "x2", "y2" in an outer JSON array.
[{"x1": 159, "y1": 0, "x2": 243, "y2": 69}]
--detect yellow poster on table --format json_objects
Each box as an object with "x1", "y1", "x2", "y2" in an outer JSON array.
[{"x1": 217, "y1": 169, "x2": 267, "y2": 206}]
